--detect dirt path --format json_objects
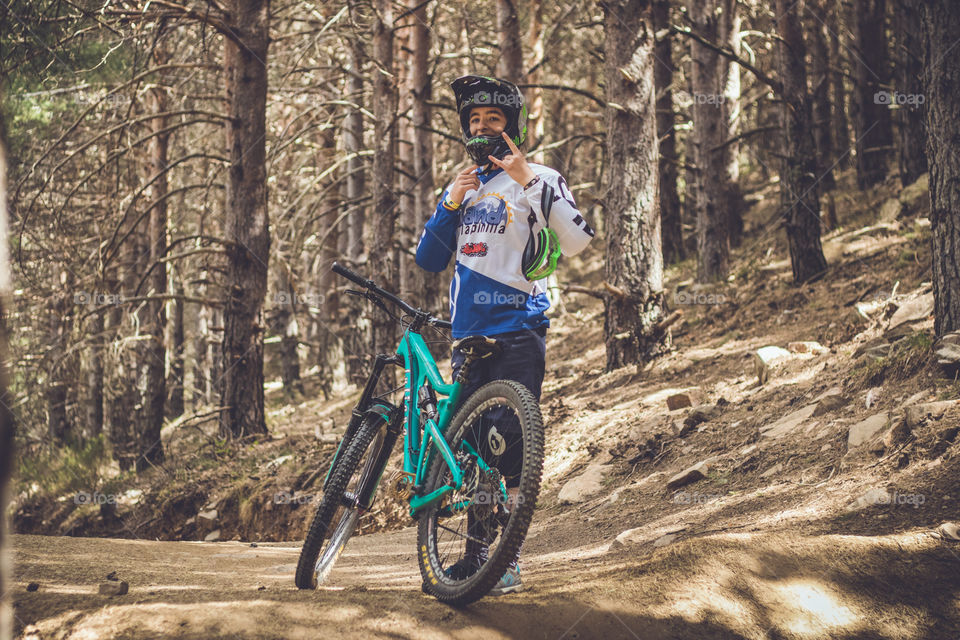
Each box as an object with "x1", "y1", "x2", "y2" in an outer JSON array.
[
  {"x1": 11, "y1": 516, "x2": 960, "y2": 640},
  {"x1": 10, "y1": 179, "x2": 960, "y2": 639}
]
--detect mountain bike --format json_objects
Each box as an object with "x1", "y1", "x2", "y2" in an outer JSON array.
[{"x1": 294, "y1": 262, "x2": 545, "y2": 605}]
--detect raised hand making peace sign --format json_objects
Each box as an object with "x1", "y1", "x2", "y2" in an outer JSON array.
[{"x1": 487, "y1": 131, "x2": 538, "y2": 188}]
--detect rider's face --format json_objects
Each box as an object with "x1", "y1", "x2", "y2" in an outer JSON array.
[{"x1": 469, "y1": 106, "x2": 506, "y2": 137}]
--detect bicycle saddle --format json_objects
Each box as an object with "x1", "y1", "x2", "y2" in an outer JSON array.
[{"x1": 452, "y1": 335, "x2": 502, "y2": 360}]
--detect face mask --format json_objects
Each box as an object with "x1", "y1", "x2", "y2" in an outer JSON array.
[{"x1": 465, "y1": 134, "x2": 511, "y2": 166}]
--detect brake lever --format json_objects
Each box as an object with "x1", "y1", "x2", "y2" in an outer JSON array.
[{"x1": 345, "y1": 289, "x2": 364, "y2": 298}]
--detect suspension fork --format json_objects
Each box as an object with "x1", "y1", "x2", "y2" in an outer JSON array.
[
  {"x1": 355, "y1": 409, "x2": 403, "y2": 510},
  {"x1": 323, "y1": 353, "x2": 403, "y2": 492}
]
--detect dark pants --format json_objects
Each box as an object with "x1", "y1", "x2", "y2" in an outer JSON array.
[{"x1": 451, "y1": 327, "x2": 546, "y2": 487}]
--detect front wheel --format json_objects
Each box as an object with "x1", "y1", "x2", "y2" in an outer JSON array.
[
  {"x1": 295, "y1": 414, "x2": 393, "y2": 589},
  {"x1": 417, "y1": 379, "x2": 545, "y2": 605}
]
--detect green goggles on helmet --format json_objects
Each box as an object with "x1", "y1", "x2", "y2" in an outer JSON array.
[{"x1": 521, "y1": 182, "x2": 562, "y2": 281}]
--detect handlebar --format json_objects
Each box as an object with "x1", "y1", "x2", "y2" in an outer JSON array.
[{"x1": 332, "y1": 262, "x2": 452, "y2": 331}]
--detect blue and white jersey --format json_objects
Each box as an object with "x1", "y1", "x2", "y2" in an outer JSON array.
[{"x1": 415, "y1": 163, "x2": 594, "y2": 339}]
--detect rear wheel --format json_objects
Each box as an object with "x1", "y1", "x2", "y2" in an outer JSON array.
[
  {"x1": 295, "y1": 415, "x2": 392, "y2": 589},
  {"x1": 417, "y1": 380, "x2": 544, "y2": 605}
]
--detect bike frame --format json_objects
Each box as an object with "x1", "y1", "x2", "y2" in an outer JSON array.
[
  {"x1": 321, "y1": 323, "x2": 469, "y2": 518},
  {"x1": 397, "y1": 330, "x2": 464, "y2": 515}
]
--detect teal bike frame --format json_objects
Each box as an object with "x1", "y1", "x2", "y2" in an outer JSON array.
[
  {"x1": 398, "y1": 330, "x2": 464, "y2": 515},
  {"x1": 322, "y1": 262, "x2": 495, "y2": 519}
]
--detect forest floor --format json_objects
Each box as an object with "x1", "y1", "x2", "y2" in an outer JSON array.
[{"x1": 9, "y1": 168, "x2": 960, "y2": 639}]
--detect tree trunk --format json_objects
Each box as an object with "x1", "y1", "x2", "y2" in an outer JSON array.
[
  {"x1": 687, "y1": 0, "x2": 736, "y2": 282},
  {"x1": 653, "y1": 0, "x2": 683, "y2": 265},
  {"x1": 396, "y1": 16, "x2": 423, "y2": 306},
  {"x1": 723, "y1": 1, "x2": 744, "y2": 247},
  {"x1": 273, "y1": 265, "x2": 303, "y2": 398},
  {"x1": 344, "y1": 36, "x2": 366, "y2": 260},
  {"x1": 410, "y1": 0, "x2": 435, "y2": 229},
  {"x1": 409, "y1": 0, "x2": 441, "y2": 316},
  {"x1": 313, "y1": 120, "x2": 344, "y2": 398},
  {"x1": 525, "y1": 0, "x2": 546, "y2": 157},
  {"x1": 776, "y1": 0, "x2": 829, "y2": 284},
  {"x1": 496, "y1": 0, "x2": 523, "y2": 84},
  {"x1": 922, "y1": 0, "x2": 960, "y2": 336},
  {"x1": 136, "y1": 53, "x2": 169, "y2": 470},
  {"x1": 0, "y1": 301, "x2": 10, "y2": 638},
  {"x1": 896, "y1": 0, "x2": 927, "y2": 186},
  {"x1": 602, "y1": 0, "x2": 668, "y2": 371},
  {"x1": 341, "y1": 30, "x2": 368, "y2": 384},
  {"x1": 829, "y1": 0, "x2": 852, "y2": 168},
  {"x1": 166, "y1": 271, "x2": 185, "y2": 418},
  {"x1": 810, "y1": 0, "x2": 837, "y2": 191},
  {"x1": 0, "y1": 120, "x2": 15, "y2": 640},
  {"x1": 853, "y1": 0, "x2": 893, "y2": 189},
  {"x1": 220, "y1": 0, "x2": 270, "y2": 438},
  {"x1": 370, "y1": 0, "x2": 398, "y2": 358},
  {"x1": 85, "y1": 309, "x2": 103, "y2": 437},
  {"x1": 106, "y1": 260, "x2": 135, "y2": 470},
  {"x1": 193, "y1": 300, "x2": 216, "y2": 406},
  {"x1": 47, "y1": 281, "x2": 70, "y2": 443},
  {"x1": 683, "y1": 85, "x2": 699, "y2": 257},
  {"x1": 317, "y1": 138, "x2": 343, "y2": 400}
]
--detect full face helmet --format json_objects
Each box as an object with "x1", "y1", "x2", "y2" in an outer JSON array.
[{"x1": 450, "y1": 75, "x2": 528, "y2": 166}]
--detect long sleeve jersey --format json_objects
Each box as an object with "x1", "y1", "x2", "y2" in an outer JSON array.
[{"x1": 415, "y1": 163, "x2": 594, "y2": 338}]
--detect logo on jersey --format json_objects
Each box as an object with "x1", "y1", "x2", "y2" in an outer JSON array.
[
  {"x1": 461, "y1": 242, "x2": 488, "y2": 257},
  {"x1": 461, "y1": 194, "x2": 513, "y2": 235}
]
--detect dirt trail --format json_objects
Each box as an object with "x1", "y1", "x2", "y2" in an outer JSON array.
[
  {"x1": 10, "y1": 173, "x2": 960, "y2": 639},
  {"x1": 11, "y1": 516, "x2": 960, "y2": 639}
]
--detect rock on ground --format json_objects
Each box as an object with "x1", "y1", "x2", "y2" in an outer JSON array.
[
  {"x1": 847, "y1": 413, "x2": 889, "y2": 448},
  {"x1": 666, "y1": 460, "x2": 712, "y2": 490},
  {"x1": 667, "y1": 389, "x2": 706, "y2": 411},
  {"x1": 904, "y1": 400, "x2": 959, "y2": 428},
  {"x1": 761, "y1": 404, "x2": 817, "y2": 439},
  {"x1": 557, "y1": 462, "x2": 612, "y2": 504},
  {"x1": 683, "y1": 404, "x2": 720, "y2": 429},
  {"x1": 813, "y1": 388, "x2": 845, "y2": 416},
  {"x1": 888, "y1": 292, "x2": 934, "y2": 328},
  {"x1": 752, "y1": 346, "x2": 793, "y2": 385},
  {"x1": 98, "y1": 580, "x2": 129, "y2": 596}
]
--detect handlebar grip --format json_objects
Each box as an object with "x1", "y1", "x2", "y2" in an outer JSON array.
[
  {"x1": 331, "y1": 262, "x2": 370, "y2": 288},
  {"x1": 430, "y1": 319, "x2": 452, "y2": 330}
]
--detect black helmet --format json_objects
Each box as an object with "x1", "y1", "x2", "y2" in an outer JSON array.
[{"x1": 451, "y1": 75, "x2": 527, "y2": 165}]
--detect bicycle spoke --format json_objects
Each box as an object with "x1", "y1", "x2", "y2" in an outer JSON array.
[{"x1": 436, "y1": 521, "x2": 491, "y2": 547}]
